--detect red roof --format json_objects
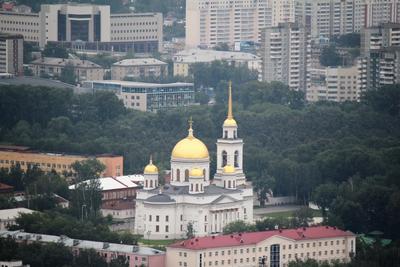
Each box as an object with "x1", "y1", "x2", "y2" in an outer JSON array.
[{"x1": 169, "y1": 226, "x2": 355, "y2": 250}]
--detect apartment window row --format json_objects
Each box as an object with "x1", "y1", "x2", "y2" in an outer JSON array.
[
  {"x1": 0, "y1": 159, "x2": 72, "y2": 169},
  {"x1": 111, "y1": 28, "x2": 158, "y2": 34},
  {"x1": 204, "y1": 257, "x2": 255, "y2": 266},
  {"x1": 282, "y1": 249, "x2": 346, "y2": 259},
  {"x1": 0, "y1": 20, "x2": 39, "y2": 26},
  {"x1": 111, "y1": 36, "x2": 158, "y2": 41},
  {"x1": 282, "y1": 239, "x2": 345, "y2": 250},
  {"x1": 111, "y1": 21, "x2": 157, "y2": 26}
]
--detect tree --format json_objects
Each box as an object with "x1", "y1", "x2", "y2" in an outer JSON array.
[
  {"x1": 292, "y1": 207, "x2": 314, "y2": 227},
  {"x1": 43, "y1": 43, "x2": 68, "y2": 59},
  {"x1": 186, "y1": 222, "x2": 195, "y2": 239},
  {"x1": 214, "y1": 42, "x2": 230, "y2": 51},
  {"x1": 223, "y1": 220, "x2": 256, "y2": 234},
  {"x1": 320, "y1": 45, "x2": 342, "y2": 67},
  {"x1": 70, "y1": 159, "x2": 105, "y2": 219},
  {"x1": 362, "y1": 84, "x2": 400, "y2": 116},
  {"x1": 311, "y1": 184, "x2": 338, "y2": 220},
  {"x1": 253, "y1": 173, "x2": 275, "y2": 207},
  {"x1": 60, "y1": 63, "x2": 76, "y2": 85}
]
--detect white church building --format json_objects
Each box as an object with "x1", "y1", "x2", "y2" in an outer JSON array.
[{"x1": 134, "y1": 83, "x2": 254, "y2": 240}]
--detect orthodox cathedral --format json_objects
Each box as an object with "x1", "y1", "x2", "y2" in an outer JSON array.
[{"x1": 134, "y1": 83, "x2": 254, "y2": 240}]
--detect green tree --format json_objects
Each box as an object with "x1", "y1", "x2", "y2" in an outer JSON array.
[
  {"x1": 223, "y1": 220, "x2": 256, "y2": 234},
  {"x1": 312, "y1": 183, "x2": 338, "y2": 220},
  {"x1": 320, "y1": 45, "x2": 342, "y2": 67},
  {"x1": 186, "y1": 222, "x2": 195, "y2": 239},
  {"x1": 43, "y1": 43, "x2": 68, "y2": 59},
  {"x1": 60, "y1": 63, "x2": 76, "y2": 85}
]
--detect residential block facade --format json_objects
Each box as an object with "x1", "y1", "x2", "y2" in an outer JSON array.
[
  {"x1": 167, "y1": 226, "x2": 356, "y2": 267},
  {"x1": 0, "y1": 33, "x2": 23, "y2": 75},
  {"x1": 111, "y1": 58, "x2": 168, "y2": 80},
  {"x1": 0, "y1": 145, "x2": 123, "y2": 177}
]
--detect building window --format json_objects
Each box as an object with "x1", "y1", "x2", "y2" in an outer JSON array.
[
  {"x1": 270, "y1": 244, "x2": 280, "y2": 267},
  {"x1": 166, "y1": 225, "x2": 169, "y2": 232},
  {"x1": 166, "y1": 216, "x2": 169, "y2": 222},
  {"x1": 234, "y1": 151, "x2": 239, "y2": 167},
  {"x1": 156, "y1": 225, "x2": 159, "y2": 232},
  {"x1": 185, "y1": 169, "x2": 189, "y2": 181},
  {"x1": 149, "y1": 215, "x2": 152, "y2": 221},
  {"x1": 177, "y1": 169, "x2": 180, "y2": 181},
  {"x1": 222, "y1": 151, "x2": 227, "y2": 167}
]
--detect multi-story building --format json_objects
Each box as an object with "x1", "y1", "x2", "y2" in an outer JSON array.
[
  {"x1": 271, "y1": 0, "x2": 296, "y2": 26},
  {"x1": 0, "y1": 3, "x2": 163, "y2": 53},
  {"x1": 0, "y1": 33, "x2": 23, "y2": 75},
  {"x1": 306, "y1": 66, "x2": 360, "y2": 102},
  {"x1": 166, "y1": 226, "x2": 356, "y2": 267},
  {"x1": 0, "y1": 208, "x2": 34, "y2": 230},
  {"x1": 185, "y1": 0, "x2": 272, "y2": 48},
  {"x1": 261, "y1": 22, "x2": 310, "y2": 91},
  {"x1": 173, "y1": 49, "x2": 261, "y2": 77},
  {"x1": 0, "y1": 145, "x2": 123, "y2": 177},
  {"x1": 359, "y1": 23, "x2": 400, "y2": 91},
  {"x1": 1, "y1": 230, "x2": 165, "y2": 267},
  {"x1": 364, "y1": 0, "x2": 400, "y2": 27},
  {"x1": 29, "y1": 57, "x2": 105, "y2": 82},
  {"x1": 82, "y1": 80, "x2": 195, "y2": 112},
  {"x1": 111, "y1": 58, "x2": 168, "y2": 80}
]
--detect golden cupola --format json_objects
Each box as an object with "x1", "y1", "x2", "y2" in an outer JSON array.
[
  {"x1": 144, "y1": 156, "x2": 158, "y2": 174},
  {"x1": 223, "y1": 81, "x2": 237, "y2": 127},
  {"x1": 171, "y1": 118, "x2": 209, "y2": 159}
]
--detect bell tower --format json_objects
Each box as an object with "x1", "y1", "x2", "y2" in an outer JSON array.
[{"x1": 214, "y1": 82, "x2": 246, "y2": 186}]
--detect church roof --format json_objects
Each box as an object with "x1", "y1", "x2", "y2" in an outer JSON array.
[
  {"x1": 147, "y1": 184, "x2": 241, "y2": 196},
  {"x1": 145, "y1": 193, "x2": 175, "y2": 203},
  {"x1": 168, "y1": 226, "x2": 355, "y2": 250}
]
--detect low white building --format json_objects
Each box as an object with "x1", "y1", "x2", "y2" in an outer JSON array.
[
  {"x1": 173, "y1": 49, "x2": 260, "y2": 77},
  {"x1": 0, "y1": 260, "x2": 29, "y2": 267},
  {"x1": 111, "y1": 58, "x2": 168, "y2": 80},
  {"x1": 0, "y1": 208, "x2": 34, "y2": 230},
  {"x1": 134, "y1": 83, "x2": 254, "y2": 240}
]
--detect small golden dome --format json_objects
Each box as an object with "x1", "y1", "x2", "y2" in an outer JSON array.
[
  {"x1": 144, "y1": 156, "x2": 158, "y2": 174},
  {"x1": 223, "y1": 118, "x2": 237, "y2": 127},
  {"x1": 223, "y1": 165, "x2": 235, "y2": 173},
  {"x1": 171, "y1": 118, "x2": 209, "y2": 159},
  {"x1": 190, "y1": 168, "x2": 203, "y2": 177}
]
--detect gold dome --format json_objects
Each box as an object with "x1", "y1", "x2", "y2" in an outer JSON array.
[
  {"x1": 190, "y1": 168, "x2": 203, "y2": 177},
  {"x1": 223, "y1": 164, "x2": 235, "y2": 173},
  {"x1": 223, "y1": 118, "x2": 237, "y2": 127},
  {"x1": 144, "y1": 156, "x2": 158, "y2": 174},
  {"x1": 171, "y1": 118, "x2": 209, "y2": 159}
]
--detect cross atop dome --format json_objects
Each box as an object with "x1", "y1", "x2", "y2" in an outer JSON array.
[
  {"x1": 188, "y1": 116, "x2": 194, "y2": 138},
  {"x1": 223, "y1": 81, "x2": 237, "y2": 127}
]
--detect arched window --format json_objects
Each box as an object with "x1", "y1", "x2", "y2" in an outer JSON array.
[
  {"x1": 233, "y1": 180, "x2": 236, "y2": 188},
  {"x1": 203, "y1": 169, "x2": 206, "y2": 181},
  {"x1": 228, "y1": 180, "x2": 231, "y2": 188},
  {"x1": 201, "y1": 184, "x2": 203, "y2": 191},
  {"x1": 190, "y1": 183, "x2": 193, "y2": 192},
  {"x1": 234, "y1": 130, "x2": 237, "y2": 139},
  {"x1": 176, "y1": 169, "x2": 180, "y2": 182},
  {"x1": 224, "y1": 130, "x2": 228, "y2": 139},
  {"x1": 150, "y1": 180, "x2": 153, "y2": 188},
  {"x1": 145, "y1": 180, "x2": 148, "y2": 188},
  {"x1": 234, "y1": 151, "x2": 239, "y2": 167},
  {"x1": 222, "y1": 151, "x2": 227, "y2": 167},
  {"x1": 195, "y1": 184, "x2": 199, "y2": 192},
  {"x1": 185, "y1": 169, "x2": 189, "y2": 182}
]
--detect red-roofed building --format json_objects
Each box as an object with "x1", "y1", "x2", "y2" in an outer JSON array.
[
  {"x1": 0, "y1": 182, "x2": 13, "y2": 196},
  {"x1": 166, "y1": 226, "x2": 356, "y2": 267}
]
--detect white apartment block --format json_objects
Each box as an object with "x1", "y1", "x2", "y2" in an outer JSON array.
[
  {"x1": 271, "y1": 0, "x2": 296, "y2": 26},
  {"x1": 0, "y1": 3, "x2": 162, "y2": 53},
  {"x1": 261, "y1": 22, "x2": 310, "y2": 91},
  {"x1": 185, "y1": 0, "x2": 272, "y2": 48},
  {"x1": 111, "y1": 58, "x2": 168, "y2": 80},
  {"x1": 166, "y1": 226, "x2": 356, "y2": 267},
  {"x1": 364, "y1": 0, "x2": 400, "y2": 27},
  {"x1": 0, "y1": 34, "x2": 23, "y2": 75},
  {"x1": 307, "y1": 66, "x2": 360, "y2": 102},
  {"x1": 173, "y1": 49, "x2": 261, "y2": 77}
]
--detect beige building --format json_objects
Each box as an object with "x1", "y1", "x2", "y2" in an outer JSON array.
[
  {"x1": 0, "y1": 208, "x2": 34, "y2": 230},
  {"x1": 111, "y1": 58, "x2": 168, "y2": 80},
  {"x1": 29, "y1": 57, "x2": 104, "y2": 82},
  {"x1": 166, "y1": 226, "x2": 356, "y2": 267},
  {"x1": 307, "y1": 66, "x2": 360, "y2": 102},
  {"x1": 0, "y1": 145, "x2": 123, "y2": 178},
  {"x1": 0, "y1": 3, "x2": 162, "y2": 53},
  {"x1": 0, "y1": 34, "x2": 23, "y2": 75},
  {"x1": 173, "y1": 49, "x2": 261, "y2": 77},
  {"x1": 185, "y1": 0, "x2": 272, "y2": 48}
]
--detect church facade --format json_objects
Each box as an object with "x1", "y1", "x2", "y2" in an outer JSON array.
[{"x1": 134, "y1": 83, "x2": 254, "y2": 240}]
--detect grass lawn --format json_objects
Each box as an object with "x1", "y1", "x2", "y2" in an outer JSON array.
[{"x1": 264, "y1": 208, "x2": 322, "y2": 218}]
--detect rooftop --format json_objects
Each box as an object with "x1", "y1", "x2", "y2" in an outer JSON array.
[
  {"x1": 1, "y1": 230, "x2": 164, "y2": 256},
  {"x1": 88, "y1": 80, "x2": 193, "y2": 88},
  {"x1": 113, "y1": 58, "x2": 167, "y2": 67},
  {"x1": 69, "y1": 175, "x2": 142, "y2": 191},
  {"x1": 31, "y1": 57, "x2": 102, "y2": 69},
  {"x1": 169, "y1": 226, "x2": 355, "y2": 250},
  {"x1": 0, "y1": 208, "x2": 34, "y2": 220},
  {"x1": 173, "y1": 49, "x2": 260, "y2": 63}
]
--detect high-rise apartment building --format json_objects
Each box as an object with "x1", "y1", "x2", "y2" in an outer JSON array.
[
  {"x1": 271, "y1": 0, "x2": 296, "y2": 26},
  {"x1": 364, "y1": 0, "x2": 400, "y2": 27},
  {"x1": 0, "y1": 3, "x2": 163, "y2": 53},
  {"x1": 307, "y1": 66, "x2": 360, "y2": 102},
  {"x1": 261, "y1": 22, "x2": 310, "y2": 91},
  {"x1": 185, "y1": 0, "x2": 272, "y2": 48},
  {"x1": 0, "y1": 33, "x2": 23, "y2": 75},
  {"x1": 359, "y1": 23, "x2": 400, "y2": 91}
]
